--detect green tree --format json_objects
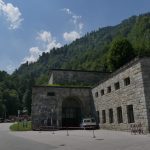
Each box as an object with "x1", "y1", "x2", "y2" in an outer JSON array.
[
  {"x1": 22, "y1": 89, "x2": 32, "y2": 114},
  {"x1": 107, "y1": 38, "x2": 135, "y2": 71}
]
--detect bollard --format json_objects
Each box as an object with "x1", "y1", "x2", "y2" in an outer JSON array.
[
  {"x1": 93, "y1": 128, "x2": 96, "y2": 138},
  {"x1": 52, "y1": 126, "x2": 55, "y2": 134},
  {"x1": 67, "y1": 127, "x2": 69, "y2": 136}
]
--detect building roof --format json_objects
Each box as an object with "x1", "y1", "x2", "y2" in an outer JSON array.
[
  {"x1": 33, "y1": 85, "x2": 91, "y2": 89},
  {"x1": 49, "y1": 68, "x2": 110, "y2": 73}
]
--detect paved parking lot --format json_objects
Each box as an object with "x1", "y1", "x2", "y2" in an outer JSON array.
[
  {"x1": 10, "y1": 127, "x2": 150, "y2": 150},
  {"x1": 1, "y1": 123, "x2": 150, "y2": 150}
]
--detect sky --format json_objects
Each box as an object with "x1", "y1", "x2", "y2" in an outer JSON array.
[{"x1": 0, "y1": 0, "x2": 149, "y2": 74}]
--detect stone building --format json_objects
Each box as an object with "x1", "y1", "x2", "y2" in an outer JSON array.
[
  {"x1": 32, "y1": 57, "x2": 150, "y2": 133},
  {"x1": 32, "y1": 70, "x2": 109, "y2": 129},
  {"x1": 92, "y1": 57, "x2": 150, "y2": 132}
]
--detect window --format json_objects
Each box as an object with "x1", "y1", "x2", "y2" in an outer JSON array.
[
  {"x1": 102, "y1": 110, "x2": 106, "y2": 123},
  {"x1": 47, "y1": 92, "x2": 55, "y2": 96},
  {"x1": 101, "y1": 89, "x2": 104, "y2": 96},
  {"x1": 97, "y1": 111, "x2": 100, "y2": 123},
  {"x1": 124, "y1": 77, "x2": 130, "y2": 86},
  {"x1": 114, "y1": 82, "x2": 120, "y2": 90},
  {"x1": 127, "y1": 105, "x2": 134, "y2": 123},
  {"x1": 117, "y1": 107, "x2": 123, "y2": 123},
  {"x1": 107, "y1": 86, "x2": 111, "y2": 93},
  {"x1": 95, "y1": 92, "x2": 98, "y2": 97},
  {"x1": 109, "y1": 108, "x2": 114, "y2": 123}
]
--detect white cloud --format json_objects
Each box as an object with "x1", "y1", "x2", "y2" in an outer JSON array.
[
  {"x1": 22, "y1": 31, "x2": 62, "y2": 64},
  {"x1": 6, "y1": 64, "x2": 16, "y2": 74},
  {"x1": 62, "y1": 8, "x2": 84, "y2": 42},
  {"x1": 63, "y1": 31, "x2": 80, "y2": 42},
  {"x1": 0, "y1": 0, "x2": 23, "y2": 29},
  {"x1": 62, "y1": 8, "x2": 72, "y2": 15},
  {"x1": 72, "y1": 15, "x2": 81, "y2": 24},
  {"x1": 37, "y1": 31, "x2": 62, "y2": 52},
  {"x1": 37, "y1": 31, "x2": 52, "y2": 43},
  {"x1": 79, "y1": 23, "x2": 84, "y2": 30},
  {"x1": 22, "y1": 47, "x2": 42, "y2": 63}
]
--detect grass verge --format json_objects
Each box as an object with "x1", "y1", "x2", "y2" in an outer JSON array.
[{"x1": 10, "y1": 121, "x2": 32, "y2": 131}]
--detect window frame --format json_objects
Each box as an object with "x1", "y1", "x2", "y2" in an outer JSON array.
[
  {"x1": 114, "y1": 82, "x2": 120, "y2": 90},
  {"x1": 127, "y1": 105, "x2": 135, "y2": 123},
  {"x1": 95, "y1": 92, "x2": 99, "y2": 97},
  {"x1": 101, "y1": 89, "x2": 105, "y2": 96},
  {"x1": 47, "y1": 92, "x2": 55, "y2": 96},
  {"x1": 109, "y1": 108, "x2": 114, "y2": 123},
  {"x1": 117, "y1": 106, "x2": 123, "y2": 123},
  {"x1": 102, "y1": 110, "x2": 106, "y2": 123},
  {"x1": 107, "y1": 86, "x2": 111, "y2": 93},
  {"x1": 124, "y1": 77, "x2": 130, "y2": 86}
]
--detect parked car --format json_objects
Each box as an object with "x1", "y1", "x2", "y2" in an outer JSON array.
[
  {"x1": 4, "y1": 119, "x2": 11, "y2": 122},
  {"x1": 80, "y1": 118, "x2": 99, "y2": 129}
]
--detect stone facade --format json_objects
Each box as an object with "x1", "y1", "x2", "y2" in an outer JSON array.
[
  {"x1": 32, "y1": 86, "x2": 96, "y2": 129},
  {"x1": 141, "y1": 58, "x2": 150, "y2": 132},
  {"x1": 48, "y1": 69, "x2": 109, "y2": 86},
  {"x1": 92, "y1": 58, "x2": 150, "y2": 132},
  {"x1": 32, "y1": 57, "x2": 150, "y2": 133}
]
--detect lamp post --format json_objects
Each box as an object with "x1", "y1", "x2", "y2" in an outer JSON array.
[
  {"x1": 51, "y1": 106, "x2": 56, "y2": 134},
  {"x1": 51, "y1": 108, "x2": 53, "y2": 126}
]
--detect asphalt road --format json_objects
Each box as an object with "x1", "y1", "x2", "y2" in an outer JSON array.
[
  {"x1": 1, "y1": 123, "x2": 150, "y2": 150},
  {"x1": 0, "y1": 123, "x2": 57, "y2": 150}
]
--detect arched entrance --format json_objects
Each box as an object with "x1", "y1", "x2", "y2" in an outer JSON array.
[{"x1": 62, "y1": 97, "x2": 82, "y2": 127}]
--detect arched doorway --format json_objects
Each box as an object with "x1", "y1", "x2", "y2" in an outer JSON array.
[{"x1": 62, "y1": 97, "x2": 82, "y2": 127}]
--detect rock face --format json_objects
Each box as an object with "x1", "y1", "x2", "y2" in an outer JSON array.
[
  {"x1": 92, "y1": 58, "x2": 150, "y2": 133},
  {"x1": 32, "y1": 57, "x2": 150, "y2": 133}
]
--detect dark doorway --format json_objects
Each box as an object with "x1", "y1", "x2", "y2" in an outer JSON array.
[
  {"x1": 127, "y1": 105, "x2": 134, "y2": 123},
  {"x1": 109, "y1": 108, "x2": 114, "y2": 123},
  {"x1": 117, "y1": 106, "x2": 123, "y2": 123},
  {"x1": 62, "y1": 98, "x2": 82, "y2": 127},
  {"x1": 102, "y1": 110, "x2": 106, "y2": 123}
]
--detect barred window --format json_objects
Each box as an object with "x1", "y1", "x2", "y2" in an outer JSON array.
[
  {"x1": 101, "y1": 89, "x2": 104, "y2": 96},
  {"x1": 109, "y1": 108, "x2": 114, "y2": 123},
  {"x1": 124, "y1": 77, "x2": 130, "y2": 86},
  {"x1": 95, "y1": 92, "x2": 98, "y2": 97},
  {"x1": 114, "y1": 82, "x2": 120, "y2": 90},
  {"x1": 107, "y1": 86, "x2": 111, "y2": 93},
  {"x1": 47, "y1": 92, "x2": 55, "y2": 96},
  {"x1": 117, "y1": 107, "x2": 123, "y2": 123},
  {"x1": 102, "y1": 110, "x2": 106, "y2": 123}
]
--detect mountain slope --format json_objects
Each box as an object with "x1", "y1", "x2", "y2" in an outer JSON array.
[
  {"x1": 0, "y1": 12, "x2": 149, "y2": 116},
  {"x1": 14, "y1": 13, "x2": 150, "y2": 79}
]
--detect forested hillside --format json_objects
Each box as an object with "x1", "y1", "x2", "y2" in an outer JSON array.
[{"x1": 0, "y1": 12, "x2": 150, "y2": 117}]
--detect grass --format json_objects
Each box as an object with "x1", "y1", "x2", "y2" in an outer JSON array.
[
  {"x1": 48, "y1": 84, "x2": 92, "y2": 88},
  {"x1": 10, "y1": 121, "x2": 32, "y2": 131}
]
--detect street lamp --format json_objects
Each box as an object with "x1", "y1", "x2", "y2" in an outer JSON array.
[
  {"x1": 50, "y1": 105, "x2": 55, "y2": 134},
  {"x1": 51, "y1": 108, "x2": 54, "y2": 127}
]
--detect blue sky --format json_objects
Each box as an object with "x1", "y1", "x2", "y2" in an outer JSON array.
[{"x1": 0, "y1": 0, "x2": 149, "y2": 73}]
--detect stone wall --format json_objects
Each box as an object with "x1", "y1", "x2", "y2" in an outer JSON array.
[
  {"x1": 141, "y1": 58, "x2": 150, "y2": 132},
  {"x1": 92, "y1": 59, "x2": 149, "y2": 132},
  {"x1": 32, "y1": 86, "x2": 95, "y2": 130},
  {"x1": 48, "y1": 69, "x2": 109, "y2": 86}
]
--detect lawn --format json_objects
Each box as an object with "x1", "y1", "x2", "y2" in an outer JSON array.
[{"x1": 10, "y1": 121, "x2": 32, "y2": 131}]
